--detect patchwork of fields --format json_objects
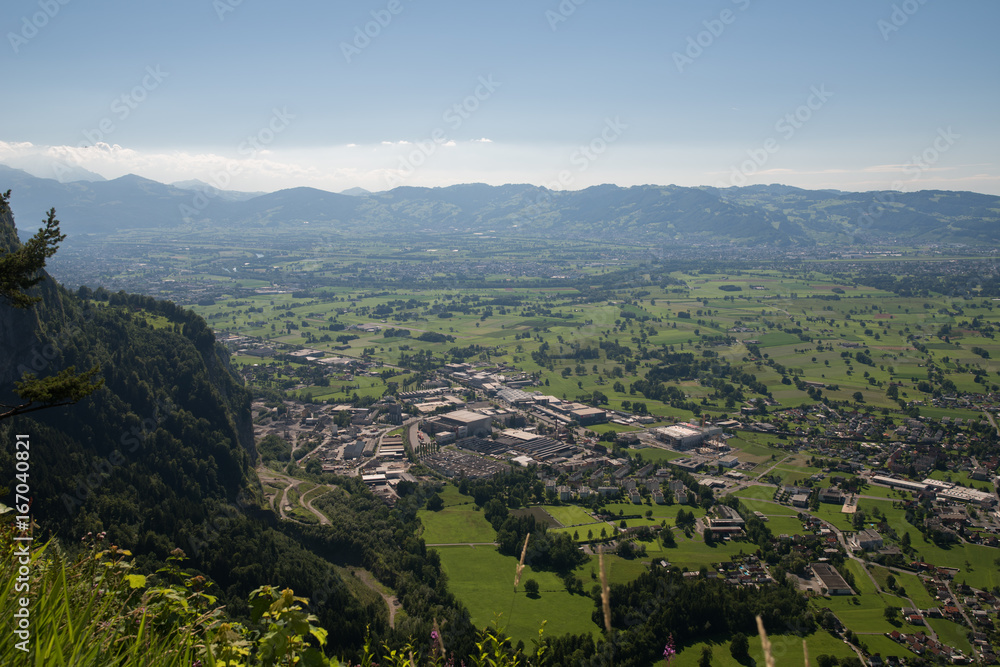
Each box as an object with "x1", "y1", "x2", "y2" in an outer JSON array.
[{"x1": 176, "y1": 254, "x2": 1000, "y2": 663}]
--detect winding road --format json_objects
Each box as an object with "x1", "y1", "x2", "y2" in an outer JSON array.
[
  {"x1": 257, "y1": 466, "x2": 402, "y2": 627},
  {"x1": 257, "y1": 466, "x2": 337, "y2": 525}
]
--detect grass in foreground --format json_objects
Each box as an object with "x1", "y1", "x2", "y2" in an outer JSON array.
[{"x1": 0, "y1": 522, "x2": 547, "y2": 666}]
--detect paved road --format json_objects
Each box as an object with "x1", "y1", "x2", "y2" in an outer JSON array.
[
  {"x1": 258, "y1": 466, "x2": 337, "y2": 525},
  {"x1": 983, "y1": 410, "x2": 999, "y2": 437},
  {"x1": 810, "y1": 512, "x2": 938, "y2": 643},
  {"x1": 942, "y1": 578, "x2": 979, "y2": 661},
  {"x1": 407, "y1": 421, "x2": 421, "y2": 455},
  {"x1": 301, "y1": 488, "x2": 334, "y2": 525},
  {"x1": 757, "y1": 455, "x2": 791, "y2": 480}
]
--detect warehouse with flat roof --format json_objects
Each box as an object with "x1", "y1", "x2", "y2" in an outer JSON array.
[
  {"x1": 871, "y1": 475, "x2": 928, "y2": 493},
  {"x1": 435, "y1": 410, "x2": 493, "y2": 438},
  {"x1": 570, "y1": 406, "x2": 608, "y2": 426},
  {"x1": 811, "y1": 563, "x2": 853, "y2": 595}
]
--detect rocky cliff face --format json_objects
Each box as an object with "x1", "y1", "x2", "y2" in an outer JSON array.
[
  {"x1": 0, "y1": 195, "x2": 256, "y2": 476},
  {"x1": 0, "y1": 198, "x2": 71, "y2": 397}
]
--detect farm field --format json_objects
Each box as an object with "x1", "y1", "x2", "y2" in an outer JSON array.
[
  {"x1": 541, "y1": 505, "x2": 597, "y2": 527},
  {"x1": 867, "y1": 566, "x2": 937, "y2": 609},
  {"x1": 626, "y1": 447, "x2": 686, "y2": 463},
  {"x1": 734, "y1": 485, "x2": 781, "y2": 501},
  {"x1": 926, "y1": 618, "x2": 973, "y2": 655},
  {"x1": 855, "y1": 485, "x2": 907, "y2": 500},
  {"x1": 726, "y1": 435, "x2": 788, "y2": 461},
  {"x1": 550, "y1": 522, "x2": 608, "y2": 541},
  {"x1": 601, "y1": 502, "x2": 707, "y2": 526},
  {"x1": 763, "y1": 515, "x2": 811, "y2": 536},
  {"x1": 436, "y1": 483, "x2": 473, "y2": 508},
  {"x1": 897, "y1": 534, "x2": 1000, "y2": 590},
  {"x1": 813, "y1": 595, "x2": 926, "y2": 636},
  {"x1": 809, "y1": 504, "x2": 855, "y2": 532},
  {"x1": 176, "y1": 254, "x2": 1000, "y2": 430},
  {"x1": 735, "y1": 498, "x2": 797, "y2": 517},
  {"x1": 418, "y1": 506, "x2": 497, "y2": 544},
  {"x1": 434, "y1": 546, "x2": 600, "y2": 644},
  {"x1": 654, "y1": 532, "x2": 753, "y2": 570},
  {"x1": 586, "y1": 553, "x2": 650, "y2": 586},
  {"x1": 855, "y1": 634, "x2": 917, "y2": 661},
  {"x1": 139, "y1": 240, "x2": 1000, "y2": 664},
  {"x1": 671, "y1": 630, "x2": 857, "y2": 667}
]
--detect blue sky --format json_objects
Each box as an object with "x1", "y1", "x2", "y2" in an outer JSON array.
[{"x1": 2, "y1": 0, "x2": 998, "y2": 194}]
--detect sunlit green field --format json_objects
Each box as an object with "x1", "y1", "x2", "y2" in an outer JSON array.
[
  {"x1": 182, "y1": 260, "x2": 1000, "y2": 422},
  {"x1": 418, "y1": 506, "x2": 497, "y2": 544},
  {"x1": 435, "y1": 546, "x2": 600, "y2": 644},
  {"x1": 541, "y1": 505, "x2": 597, "y2": 527},
  {"x1": 182, "y1": 251, "x2": 1000, "y2": 657},
  {"x1": 672, "y1": 630, "x2": 857, "y2": 667}
]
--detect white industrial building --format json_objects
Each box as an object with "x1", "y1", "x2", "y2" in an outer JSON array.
[{"x1": 652, "y1": 423, "x2": 722, "y2": 450}]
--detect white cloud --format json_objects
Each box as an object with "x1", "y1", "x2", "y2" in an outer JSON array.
[{"x1": 0, "y1": 138, "x2": 997, "y2": 196}]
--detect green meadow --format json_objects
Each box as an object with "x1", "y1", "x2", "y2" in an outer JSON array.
[
  {"x1": 672, "y1": 630, "x2": 857, "y2": 667},
  {"x1": 418, "y1": 507, "x2": 497, "y2": 544},
  {"x1": 867, "y1": 566, "x2": 937, "y2": 609},
  {"x1": 168, "y1": 248, "x2": 1000, "y2": 659},
  {"x1": 435, "y1": 546, "x2": 600, "y2": 644},
  {"x1": 541, "y1": 505, "x2": 597, "y2": 527},
  {"x1": 926, "y1": 618, "x2": 973, "y2": 655}
]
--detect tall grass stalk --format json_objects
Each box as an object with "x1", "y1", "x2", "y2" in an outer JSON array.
[{"x1": 2, "y1": 527, "x2": 201, "y2": 665}]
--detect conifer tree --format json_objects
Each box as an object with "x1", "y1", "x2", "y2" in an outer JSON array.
[{"x1": 0, "y1": 191, "x2": 103, "y2": 420}]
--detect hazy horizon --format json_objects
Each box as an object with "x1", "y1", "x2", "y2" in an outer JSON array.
[{"x1": 7, "y1": 162, "x2": 1000, "y2": 199}]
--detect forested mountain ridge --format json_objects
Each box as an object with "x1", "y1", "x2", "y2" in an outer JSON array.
[
  {"x1": 4, "y1": 164, "x2": 999, "y2": 245},
  {"x1": 0, "y1": 195, "x2": 258, "y2": 527}
]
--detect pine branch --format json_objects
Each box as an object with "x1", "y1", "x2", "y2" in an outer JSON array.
[
  {"x1": 0, "y1": 365, "x2": 104, "y2": 422},
  {"x1": 0, "y1": 197, "x2": 66, "y2": 309}
]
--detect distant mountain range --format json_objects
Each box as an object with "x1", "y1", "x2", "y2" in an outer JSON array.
[
  {"x1": 169, "y1": 179, "x2": 265, "y2": 202},
  {"x1": 2, "y1": 164, "x2": 998, "y2": 245}
]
